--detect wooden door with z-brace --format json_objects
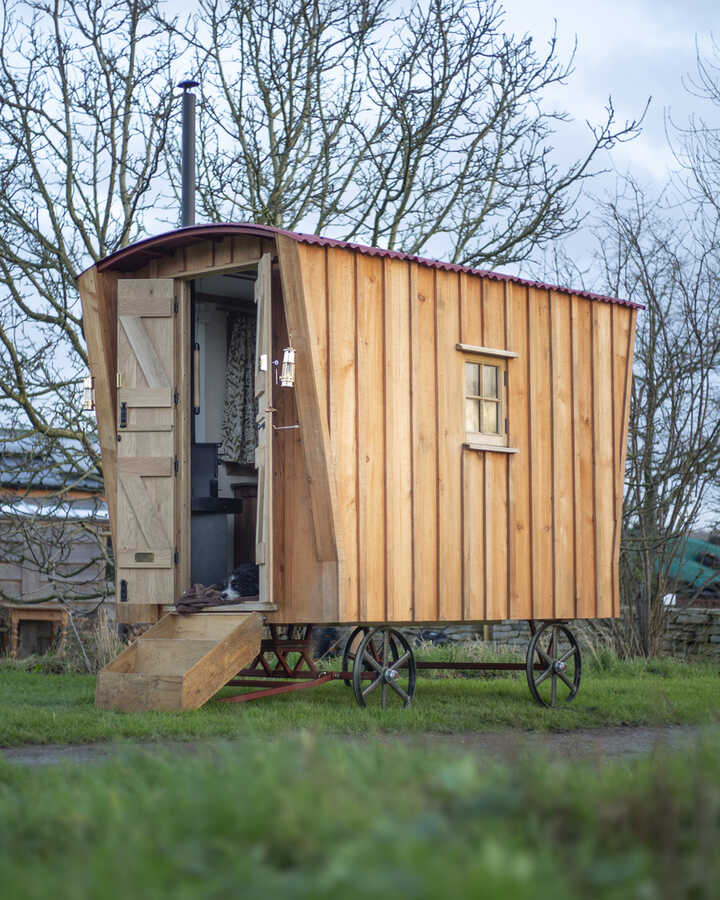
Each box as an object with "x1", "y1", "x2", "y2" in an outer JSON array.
[{"x1": 115, "y1": 278, "x2": 177, "y2": 621}]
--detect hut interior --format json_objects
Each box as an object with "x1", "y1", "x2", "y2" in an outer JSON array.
[{"x1": 189, "y1": 271, "x2": 259, "y2": 591}]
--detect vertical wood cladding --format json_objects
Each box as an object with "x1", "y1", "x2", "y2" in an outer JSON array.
[
  {"x1": 292, "y1": 242, "x2": 636, "y2": 623},
  {"x1": 83, "y1": 234, "x2": 636, "y2": 625}
]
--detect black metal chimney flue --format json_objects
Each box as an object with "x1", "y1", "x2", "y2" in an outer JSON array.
[{"x1": 178, "y1": 80, "x2": 199, "y2": 227}]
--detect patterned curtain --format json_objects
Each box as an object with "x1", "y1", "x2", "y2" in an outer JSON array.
[{"x1": 220, "y1": 312, "x2": 257, "y2": 464}]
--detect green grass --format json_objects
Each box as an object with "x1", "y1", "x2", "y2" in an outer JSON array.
[
  {"x1": 1, "y1": 736, "x2": 719, "y2": 899},
  {"x1": 0, "y1": 654, "x2": 717, "y2": 747}
]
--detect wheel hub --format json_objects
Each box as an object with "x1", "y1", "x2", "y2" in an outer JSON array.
[
  {"x1": 383, "y1": 668, "x2": 399, "y2": 683},
  {"x1": 553, "y1": 660, "x2": 567, "y2": 674}
]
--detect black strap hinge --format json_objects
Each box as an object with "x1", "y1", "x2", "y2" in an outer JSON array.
[
  {"x1": 174, "y1": 549, "x2": 179, "y2": 565},
  {"x1": 174, "y1": 389, "x2": 179, "y2": 406},
  {"x1": 174, "y1": 456, "x2": 179, "y2": 475},
  {"x1": 174, "y1": 297, "x2": 179, "y2": 314}
]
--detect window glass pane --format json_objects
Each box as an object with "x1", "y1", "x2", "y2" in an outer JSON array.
[
  {"x1": 483, "y1": 364, "x2": 499, "y2": 398},
  {"x1": 465, "y1": 362, "x2": 480, "y2": 396},
  {"x1": 465, "y1": 398, "x2": 480, "y2": 432},
  {"x1": 482, "y1": 400, "x2": 500, "y2": 433}
]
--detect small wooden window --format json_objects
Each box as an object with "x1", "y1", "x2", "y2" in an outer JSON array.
[{"x1": 464, "y1": 358, "x2": 507, "y2": 447}]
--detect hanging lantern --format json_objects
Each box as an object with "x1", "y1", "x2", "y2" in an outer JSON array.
[
  {"x1": 82, "y1": 374, "x2": 95, "y2": 411},
  {"x1": 280, "y1": 345, "x2": 296, "y2": 388}
]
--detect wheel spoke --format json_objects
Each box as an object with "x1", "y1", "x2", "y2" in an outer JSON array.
[
  {"x1": 362, "y1": 649, "x2": 383, "y2": 674},
  {"x1": 383, "y1": 630, "x2": 389, "y2": 667},
  {"x1": 389, "y1": 680, "x2": 409, "y2": 703},
  {"x1": 368, "y1": 640, "x2": 383, "y2": 664},
  {"x1": 557, "y1": 670, "x2": 575, "y2": 692},
  {"x1": 393, "y1": 650, "x2": 411, "y2": 669},
  {"x1": 534, "y1": 665, "x2": 553, "y2": 687},
  {"x1": 558, "y1": 645, "x2": 577, "y2": 664},
  {"x1": 363, "y1": 675, "x2": 383, "y2": 698},
  {"x1": 536, "y1": 645, "x2": 552, "y2": 666},
  {"x1": 551, "y1": 672, "x2": 557, "y2": 706},
  {"x1": 381, "y1": 681, "x2": 387, "y2": 709}
]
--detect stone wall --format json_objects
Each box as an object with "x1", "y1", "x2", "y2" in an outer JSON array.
[
  {"x1": 663, "y1": 608, "x2": 720, "y2": 660},
  {"x1": 406, "y1": 610, "x2": 720, "y2": 661}
]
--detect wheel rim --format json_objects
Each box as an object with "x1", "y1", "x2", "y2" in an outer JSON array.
[
  {"x1": 341, "y1": 627, "x2": 368, "y2": 687},
  {"x1": 526, "y1": 623, "x2": 581, "y2": 707},
  {"x1": 352, "y1": 627, "x2": 416, "y2": 709}
]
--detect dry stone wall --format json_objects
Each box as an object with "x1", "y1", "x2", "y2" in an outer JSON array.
[
  {"x1": 405, "y1": 611, "x2": 720, "y2": 662},
  {"x1": 663, "y1": 608, "x2": 720, "y2": 660}
]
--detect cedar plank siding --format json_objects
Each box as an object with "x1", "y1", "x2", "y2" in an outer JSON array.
[
  {"x1": 81, "y1": 230, "x2": 636, "y2": 624},
  {"x1": 288, "y1": 241, "x2": 634, "y2": 623}
]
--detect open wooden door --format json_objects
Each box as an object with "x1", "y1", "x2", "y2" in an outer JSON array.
[
  {"x1": 254, "y1": 254, "x2": 273, "y2": 606},
  {"x1": 115, "y1": 278, "x2": 177, "y2": 622}
]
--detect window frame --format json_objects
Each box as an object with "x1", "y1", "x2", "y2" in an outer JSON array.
[
  {"x1": 463, "y1": 356, "x2": 507, "y2": 447},
  {"x1": 457, "y1": 343, "x2": 519, "y2": 454}
]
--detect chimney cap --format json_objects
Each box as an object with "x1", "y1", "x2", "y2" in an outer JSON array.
[{"x1": 178, "y1": 79, "x2": 200, "y2": 91}]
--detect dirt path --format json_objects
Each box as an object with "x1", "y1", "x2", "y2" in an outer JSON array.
[{"x1": 1, "y1": 724, "x2": 714, "y2": 767}]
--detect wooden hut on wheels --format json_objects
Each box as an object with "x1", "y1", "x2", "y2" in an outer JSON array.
[{"x1": 77, "y1": 222, "x2": 639, "y2": 712}]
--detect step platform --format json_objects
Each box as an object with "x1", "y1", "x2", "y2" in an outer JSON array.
[{"x1": 95, "y1": 612, "x2": 264, "y2": 712}]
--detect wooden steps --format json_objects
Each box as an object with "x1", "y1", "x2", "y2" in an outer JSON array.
[{"x1": 95, "y1": 612, "x2": 263, "y2": 712}]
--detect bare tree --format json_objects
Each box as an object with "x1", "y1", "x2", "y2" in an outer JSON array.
[
  {"x1": 0, "y1": 0, "x2": 178, "y2": 615},
  {"x1": 595, "y1": 180, "x2": 720, "y2": 656},
  {"x1": 0, "y1": 0, "x2": 176, "y2": 462},
  {"x1": 177, "y1": 0, "x2": 643, "y2": 267},
  {"x1": 670, "y1": 36, "x2": 720, "y2": 227}
]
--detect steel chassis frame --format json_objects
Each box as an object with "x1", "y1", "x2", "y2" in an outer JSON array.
[{"x1": 218, "y1": 622, "x2": 548, "y2": 705}]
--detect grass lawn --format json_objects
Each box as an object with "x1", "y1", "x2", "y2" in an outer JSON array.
[
  {"x1": 0, "y1": 653, "x2": 717, "y2": 747},
  {"x1": 1, "y1": 736, "x2": 719, "y2": 899}
]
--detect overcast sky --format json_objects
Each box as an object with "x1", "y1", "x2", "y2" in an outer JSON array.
[{"x1": 501, "y1": 0, "x2": 716, "y2": 189}]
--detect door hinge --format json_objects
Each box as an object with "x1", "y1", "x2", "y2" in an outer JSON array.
[
  {"x1": 174, "y1": 549, "x2": 179, "y2": 565},
  {"x1": 174, "y1": 456, "x2": 179, "y2": 475},
  {"x1": 119, "y1": 401, "x2": 128, "y2": 429},
  {"x1": 505, "y1": 417, "x2": 509, "y2": 434},
  {"x1": 119, "y1": 579, "x2": 128, "y2": 602},
  {"x1": 173, "y1": 389, "x2": 179, "y2": 406},
  {"x1": 174, "y1": 297, "x2": 179, "y2": 314},
  {"x1": 504, "y1": 370, "x2": 508, "y2": 386}
]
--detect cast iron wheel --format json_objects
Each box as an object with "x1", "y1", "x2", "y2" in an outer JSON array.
[
  {"x1": 526, "y1": 622, "x2": 582, "y2": 707},
  {"x1": 342, "y1": 626, "x2": 398, "y2": 687},
  {"x1": 352, "y1": 627, "x2": 416, "y2": 709}
]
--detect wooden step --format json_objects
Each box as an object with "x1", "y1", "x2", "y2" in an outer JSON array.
[{"x1": 95, "y1": 612, "x2": 263, "y2": 712}]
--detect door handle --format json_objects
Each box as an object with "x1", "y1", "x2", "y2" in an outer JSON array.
[{"x1": 193, "y1": 342, "x2": 200, "y2": 415}]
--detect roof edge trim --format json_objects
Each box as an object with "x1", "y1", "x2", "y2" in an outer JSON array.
[{"x1": 91, "y1": 222, "x2": 642, "y2": 309}]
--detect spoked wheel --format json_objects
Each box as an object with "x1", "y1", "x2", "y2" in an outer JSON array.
[
  {"x1": 341, "y1": 626, "x2": 399, "y2": 688},
  {"x1": 352, "y1": 627, "x2": 416, "y2": 709},
  {"x1": 526, "y1": 622, "x2": 582, "y2": 707}
]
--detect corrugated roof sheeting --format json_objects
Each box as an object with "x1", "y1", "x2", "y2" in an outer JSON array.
[{"x1": 94, "y1": 222, "x2": 643, "y2": 310}]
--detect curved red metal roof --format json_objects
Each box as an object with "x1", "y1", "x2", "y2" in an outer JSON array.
[{"x1": 95, "y1": 222, "x2": 641, "y2": 309}]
